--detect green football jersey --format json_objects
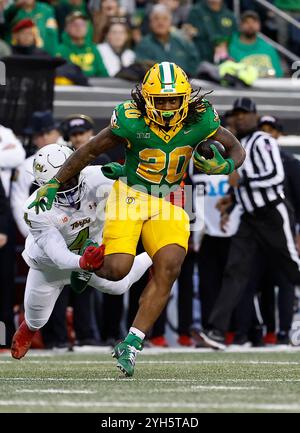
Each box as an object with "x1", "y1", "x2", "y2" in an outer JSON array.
[{"x1": 110, "y1": 99, "x2": 220, "y2": 196}]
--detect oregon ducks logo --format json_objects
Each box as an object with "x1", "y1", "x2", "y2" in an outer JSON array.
[{"x1": 126, "y1": 197, "x2": 135, "y2": 205}]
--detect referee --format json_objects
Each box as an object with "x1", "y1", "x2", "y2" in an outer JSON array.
[{"x1": 199, "y1": 97, "x2": 300, "y2": 349}]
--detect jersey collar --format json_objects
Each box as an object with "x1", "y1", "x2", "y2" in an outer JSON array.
[{"x1": 144, "y1": 117, "x2": 183, "y2": 143}]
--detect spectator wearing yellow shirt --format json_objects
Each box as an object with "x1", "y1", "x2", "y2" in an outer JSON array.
[{"x1": 57, "y1": 12, "x2": 108, "y2": 77}]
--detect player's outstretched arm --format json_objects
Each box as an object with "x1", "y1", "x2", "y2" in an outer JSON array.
[
  {"x1": 211, "y1": 126, "x2": 246, "y2": 170},
  {"x1": 29, "y1": 127, "x2": 125, "y2": 213}
]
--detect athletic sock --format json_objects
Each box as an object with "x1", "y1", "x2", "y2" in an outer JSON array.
[{"x1": 124, "y1": 327, "x2": 145, "y2": 350}]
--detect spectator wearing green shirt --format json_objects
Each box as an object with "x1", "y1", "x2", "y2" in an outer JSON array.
[
  {"x1": 53, "y1": 0, "x2": 93, "y2": 41},
  {"x1": 4, "y1": 0, "x2": 59, "y2": 56},
  {"x1": 135, "y1": 4, "x2": 199, "y2": 77},
  {"x1": 185, "y1": 0, "x2": 237, "y2": 63},
  {"x1": 229, "y1": 11, "x2": 283, "y2": 78},
  {"x1": 57, "y1": 12, "x2": 108, "y2": 77}
]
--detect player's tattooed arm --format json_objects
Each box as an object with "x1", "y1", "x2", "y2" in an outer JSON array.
[
  {"x1": 55, "y1": 126, "x2": 127, "y2": 184},
  {"x1": 210, "y1": 126, "x2": 246, "y2": 169}
]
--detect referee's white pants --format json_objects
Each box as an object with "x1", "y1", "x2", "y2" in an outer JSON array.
[{"x1": 25, "y1": 252, "x2": 152, "y2": 331}]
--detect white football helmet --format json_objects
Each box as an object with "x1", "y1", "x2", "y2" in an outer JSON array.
[{"x1": 33, "y1": 143, "x2": 86, "y2": 207}]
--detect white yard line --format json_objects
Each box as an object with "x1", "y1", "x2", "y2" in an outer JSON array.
[
  {"x1": 1, "y1": 360, "x2": 300, "y2": 366},
  {"x1": 190, "y1": 386, "x2": 263, "y2": 390},
  {"x1": 0, "y1": 400, "x2": 299, "y2": 411},
  {"x1": 13, "y1": 386, "x2": 262, "y2": 395},
  {"x1": 16, "y1": 389, "x2": 96, "y2": 394},
  {"x1": 0, "y1": 377, "x2": 300, "y2": 383}
]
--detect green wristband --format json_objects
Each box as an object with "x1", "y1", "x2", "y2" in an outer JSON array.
[{"x1": 225, "y1": 158, "x2": 235, "y2": 174}]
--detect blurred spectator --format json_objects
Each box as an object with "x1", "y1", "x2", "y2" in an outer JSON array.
[
  {"x1": 4, "y1": 0, "x2": 59, "y2": 56},
  {"x1": 185, "y1": 0, "x2": 237, "y2": 63},
  {"x1": 57, "y1": 11, "x2": 108, "y2": 77},
  {"x1": 0, "y1": 177, "x2": 8, "y2": 250},
  {"x1": 60, "y1": 113, "x2": 94, "y2": 150},
  {"x1": 0, "y1": 123, "x2": 25, "y2": 347},
  {"x1": 229, "y1": 11, "x2": 283, "y2": 78},
  {"x1": 97, "y1": 20, "x2": 135, "y2": 77},
  {"x1": 11, "y1": 110, "x2": 62, "y2": 239},
  {"x1": 0, "y1": 124, "x2": 25, "y2": 197},
  {"x1": 53, "y1": 0, "x2": 91, "y2": 36},
  {"x1": 0, "y1": 37, "x2": 11, "y2": 56},
  {"x1": 0, "y1": 176, "x2": 9, "y2": 348},
  {"x1": 91, "y1": 0, "x2": 128, "y2": 44},
  {"x1": 140, "y1": 0, "x2": 191, "y2": 36},
  {"x1": 60, "y1": 114, "x2": 111, "y2": 166},
  {"x1": 135, "y1": 4, "x2": 199, "y2": 77},
  {"x1": 11, "y1": 18, "x2": 48, "y2": 56}
]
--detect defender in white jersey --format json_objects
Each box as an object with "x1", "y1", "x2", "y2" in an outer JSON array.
[{"x1": 11, "y1": 144, "x2": 152, "y2": 359}]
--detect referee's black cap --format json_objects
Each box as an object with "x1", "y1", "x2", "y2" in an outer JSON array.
[{"x1": 232, "y1": 97, "x2": 257, "y2": 114}]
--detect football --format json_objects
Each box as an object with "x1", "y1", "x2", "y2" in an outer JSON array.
[{"x1": 196, "y1": 139, "x2": 227, "y2": 160}]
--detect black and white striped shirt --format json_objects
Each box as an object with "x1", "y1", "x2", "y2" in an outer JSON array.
[{"x1": 235, "y1": 130, "x2": 285, "y2": 213}]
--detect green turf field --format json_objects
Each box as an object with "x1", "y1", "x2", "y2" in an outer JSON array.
[{"x1": 1, "y1": 349, "x2": 300, "y2": 413}]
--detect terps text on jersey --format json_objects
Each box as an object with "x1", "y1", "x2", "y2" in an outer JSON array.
[{"x1": 94, "y1": 181, "x2": 205, "y2": 232}]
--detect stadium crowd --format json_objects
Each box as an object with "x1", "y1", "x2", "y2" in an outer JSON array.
[
  {"x1": 1, "y1": 0, "x2": 300, "y2": 351},
  {"x1": 0, "y1": 0, "x2": 298, "y2": 81}
]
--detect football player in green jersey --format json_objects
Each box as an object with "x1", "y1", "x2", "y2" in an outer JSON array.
[{"x1": 29, "y1": 62, "x2": 245, "y2": 376}]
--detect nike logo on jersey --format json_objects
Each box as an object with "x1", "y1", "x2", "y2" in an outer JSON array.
[{"x1": 184, "y1": 130, "x2": 192, "y2": 134}]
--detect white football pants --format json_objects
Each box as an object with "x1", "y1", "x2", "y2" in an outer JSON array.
[{"x1": 24, "y1": 253, "x2": 152, "y2": 331}]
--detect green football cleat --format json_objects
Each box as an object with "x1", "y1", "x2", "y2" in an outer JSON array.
[
  {"x1": 70, "y1": 239, "x2": 99, "y2": 294},
  {"x1": 112, "y1": 334, "x2": 143, "y2": 377}
]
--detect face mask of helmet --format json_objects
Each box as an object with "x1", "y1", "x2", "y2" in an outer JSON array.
[{"x1": 56, "y1": 175, "x2": 86, "y2": 207}]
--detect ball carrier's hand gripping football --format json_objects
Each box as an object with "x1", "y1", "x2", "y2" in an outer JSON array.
[{"x1": 193, "y1": 144, "x2": 235, "y2": 175}]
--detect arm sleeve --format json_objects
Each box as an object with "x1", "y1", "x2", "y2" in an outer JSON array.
[
  {"x1": 242, "y1": 136, "x2": 284, "y2": 188},
  {"x1": 0, "y1": 130, "x2": 25, "y2": 169},
  {"x1": 34, "y1": 226, "x2": 81, "y2": 270},
  {"x1": 24, "y1": 210, "x2": 81, "y2": 270}
]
